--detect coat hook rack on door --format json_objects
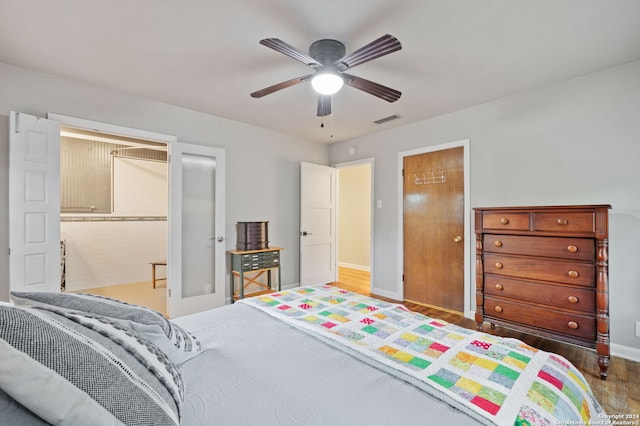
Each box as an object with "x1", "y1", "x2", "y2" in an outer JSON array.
[{"x1": 414, "y1": 170, "x2": 446, "y2": 185}]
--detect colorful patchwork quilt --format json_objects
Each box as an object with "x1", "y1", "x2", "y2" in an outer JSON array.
[{"x1": 238, "y1": 285, "x2": 606, "y2": 426}]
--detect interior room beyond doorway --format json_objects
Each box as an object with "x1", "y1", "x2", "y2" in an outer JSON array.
[
  {"x1": 337, "y1": 161, "x2": 372, "y2": 291},
  {"x1": 60, "y1": 127, "x2": 168, "y2": 314}
]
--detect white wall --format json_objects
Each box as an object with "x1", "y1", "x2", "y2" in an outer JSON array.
[
  {"x1": 0, "y1": 117, "x2": 8, "y2": 299},
  {"x1": 330, "y1": 60, "x2": 640, "y2": 358},
  {"x1": 0, "y1": 61, "x2": 328, "y2": 300},
  {"x1": 62, "y1": 221, "x2": 167, "y2": 290},
  {"x1": 113, "y1": 157, "x2": 167, "y2": 216},
  {"x1": 61, "y1": 157, "x2": 168, "y2": 290}
]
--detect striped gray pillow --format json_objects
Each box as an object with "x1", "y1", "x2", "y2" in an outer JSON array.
[
  {"x1": 11, "y1": 291, "x2": 201, "y2": 364},
  {"x1": 0, "y1": 304, "x2": 183, "y2": 425}
]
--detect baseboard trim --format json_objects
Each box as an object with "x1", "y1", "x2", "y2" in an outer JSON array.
[
  {"x1": 370, "y1": 287, "x2": 402, "y2": 302},
  {"x1": 338, "y1": 262, "x2": 370, "y2": 272},
  {"x1": 611, "y1": 342, "x2": 640, "y2": 362},
  {"x1": 281, "y1": 282, "x2": 300, "y2": 290}
]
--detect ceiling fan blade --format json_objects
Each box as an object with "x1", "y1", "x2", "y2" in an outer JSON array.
[
  {"x1": 343, "y1": 73, "x2": 401, "y2": 103},
  {"x1": 250, "y1": 75, "x2": 312, "y2": 98},
  {"x1": 317, "y1": 95, "x2": 331, "y2": 117},
  {"x1": 336, "y1": 34, "x2": 401, "y2": 71},
  {"x1": 260, "y1": 38, "x2": 322, "y2": 69}
]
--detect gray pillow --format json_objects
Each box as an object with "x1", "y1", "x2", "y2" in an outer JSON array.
[
  {"x1": 0, "y1": 387, "x2": 49, "y2": 425},
  {"x1": 11, "y1": 291, "x2": 201, "y2": 364},
  {"x1": 0, "y1": 304, "x2": 183, "y2": 425}
]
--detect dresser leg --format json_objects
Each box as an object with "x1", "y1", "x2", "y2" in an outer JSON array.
[{"x1": 598, "y1": 355, "x2": 609, "y2": 380}]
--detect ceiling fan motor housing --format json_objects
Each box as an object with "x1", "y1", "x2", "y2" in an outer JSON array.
[{"x1": 309, "y1": 39, "x2": 346, "y2": 65}]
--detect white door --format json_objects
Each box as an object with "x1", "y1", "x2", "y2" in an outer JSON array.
[
  {"x1": 300, "y1": 162, "x2": 336, "y2": 286},
  {"x1": 9, "y1": 112, "x2": 61, "y2": 292},
  {"x1": 168, "y1": 143, "x2": 226, "y2": 317}
]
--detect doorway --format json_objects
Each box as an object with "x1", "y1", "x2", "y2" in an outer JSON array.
[
  {"x1": 398, "y1": 140, "x2": 471, "y2": 316},
  {"x1": 59, "y1": 127, "x2": 169, "y2": 315},
  {"x1": 336, "y1": 159, "x2": 373, "y2": 294}
]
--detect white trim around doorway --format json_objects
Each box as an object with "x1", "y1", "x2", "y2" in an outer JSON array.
[
  {"x1": 47, "y1": 114, "x2": 177, "y2": 144},
  {"x1": 397, "y1": 139, "x2": 472, "y2": 318},
  {"x1": 333, "y1": 157, "x2": 375, "y2": 294}
]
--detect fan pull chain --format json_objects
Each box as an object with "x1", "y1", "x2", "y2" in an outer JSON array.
[
  {"x1": 330, "y1": 112, "x2": 334, "y2": 138},
  {"x1": 319, "y1": 112, "x2": 334, "y2": 139}
]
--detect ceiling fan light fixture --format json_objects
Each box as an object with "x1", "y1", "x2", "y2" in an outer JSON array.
[{"x1": 311, "y1": 72, "x2": 344, "y2": 95}]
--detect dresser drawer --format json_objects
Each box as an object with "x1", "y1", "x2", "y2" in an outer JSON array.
[
  {"x1": 241, "y1": 251, "x2": 280, "y2": 270},
  {"x1": 481, "y1": 212, "x2": 530, "y2": 231},
  {"x1": 532, "y1": 212, "x2": 595, "y2": 234},
  {"x1": 484, "y1": 275, "x2": 595, "y2": 313},
  {"x1": 484, "y1": 254, "x2": 595, "y2": 286},
  {"x1": 483, "y1": 234, "x2": 595, "y2": 261},
  {"x1": 484, "y1": 297, "x2": 595, "y2": 340}
]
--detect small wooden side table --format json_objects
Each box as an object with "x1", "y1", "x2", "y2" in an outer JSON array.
[
  {"x1": 229, "y1": 247, "x2": 282, "y2": 301},
  {"x1": 150, "y1": 260, "x2": 167, "y2": 288}
]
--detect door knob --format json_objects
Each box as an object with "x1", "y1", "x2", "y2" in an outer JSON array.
[
  {"x1": 300, "y1": 231, "x2": 313, "y2": 236},
  {"x1": 454, "y1": 235, "x2": 463, "y2": 243},
  {"x1": 216, "y1": 236, "x2": 224, "y2": 243}
]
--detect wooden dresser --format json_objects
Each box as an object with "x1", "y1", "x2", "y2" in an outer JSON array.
[{"x1": 474, "y1": 205, "x2": 611, "y2": 379}]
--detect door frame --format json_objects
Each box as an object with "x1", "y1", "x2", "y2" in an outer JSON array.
[
  {"x1": 47, "y1": 114, "x2": 175, "y2": 297},
  {"x1": 397, "y1": 139, "x2": 472, "y2": 318},
  {"x1": 333, "y1": 158, "x2": 375, "y2": 291}
]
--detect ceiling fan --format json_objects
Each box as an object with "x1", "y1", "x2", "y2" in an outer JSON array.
[{"x1": 250, "y1": 34, "x2": 402, "y2": 117}]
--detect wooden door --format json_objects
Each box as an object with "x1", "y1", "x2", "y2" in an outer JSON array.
[{"x1": 403, "y1": 147, "x2": 464, "y2": 312}]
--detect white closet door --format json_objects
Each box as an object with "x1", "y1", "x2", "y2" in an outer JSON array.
[
  {"x1": 168, "y1": 142, "x2": 226, "y2": 317},
  {"x1": 299, "y1": 161, "x2": 336, "y2": 286},
  {"x1": 9, "y1": 111, "x2": 61, "y2": 293}
]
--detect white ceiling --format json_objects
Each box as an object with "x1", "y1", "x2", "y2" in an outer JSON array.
[{"x1": 2, "y1": 1, "x2": 640, "y2": 143}]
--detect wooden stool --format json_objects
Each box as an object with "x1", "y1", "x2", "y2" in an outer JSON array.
[{"x1": 150, "y1": 260, "x2": 167, "y2": 288}]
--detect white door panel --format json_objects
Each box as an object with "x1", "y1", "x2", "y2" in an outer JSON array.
[
  {"x1": 168, "y1": 143, "x2": 225, "y2": 317},
  {"x1": 300, "y1": 162, "x2": 336, "y2": 286},
  {"x1": 9, "y1": 112, "x2": 61, "y2": 292}
]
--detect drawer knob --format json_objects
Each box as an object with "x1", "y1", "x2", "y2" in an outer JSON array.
[
  {"x1": 494, "y1": 283, "x2": 504, "y2": 291},
  {"x1": 494, "y1": 306, "x2": 503, "y2": 313},
  {"x1": 493, "y1": 240, "x2": 503, "y2": 247},
  {"x1": 567, "y1": 245, "x2": 578, "y2": 253},
  {"x1": 568, "y1": 270, "x2": 579, "y2": 278},
  {"x1": 500, "y1": 217, "x2": 510, "y2": 225},
  {"x1": 568, "y1": 296, "x2": 579, "y2": 304},
  {"x1": 567, "y1": 321, "x2": 579, "y2": 329},
  {"x1": 556, "y1": 218, "x2": 569, "y2": 226},
  {"x1": 494, "y1": 262, "x2": 503, "y2": 269}
]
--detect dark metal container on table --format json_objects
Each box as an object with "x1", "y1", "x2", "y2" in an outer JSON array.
[{"x1": 236, "y1": 221, "x2": 269, "y2": 251}]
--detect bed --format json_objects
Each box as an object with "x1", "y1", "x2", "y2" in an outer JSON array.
[{"x1": 1, "y1": 285, "x2": 607, "y2": 425}]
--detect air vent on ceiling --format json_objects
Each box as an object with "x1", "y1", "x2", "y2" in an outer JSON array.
[{"x1": 374, "y1": 114, "x2": 401, "y2": 125}]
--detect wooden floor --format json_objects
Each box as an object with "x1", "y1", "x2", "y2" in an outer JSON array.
[
  {"x1": 70, "y1": 280, "x2": 168, "y2": 317},
  {"x1": 335, "y1": 267, "x2": 640, "y2": 418}
]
